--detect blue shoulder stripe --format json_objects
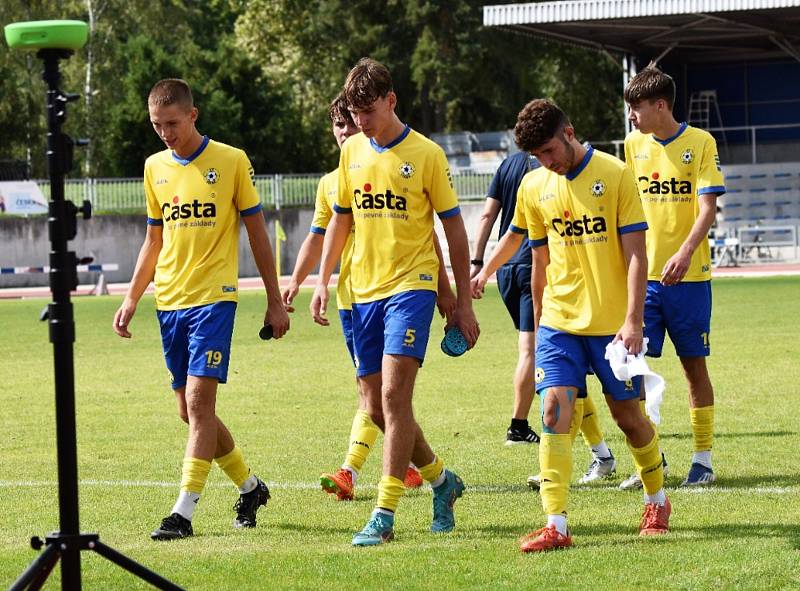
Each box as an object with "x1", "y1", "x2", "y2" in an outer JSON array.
[
  {"x1": 698, "y1": 185, "x2": 726, "y2": 196},
  {"x1": 509, "y1": 224, "x2": 527, "y2": 234},
  {"x1": 618, "y1": 221, "x2": 648, "y2": 234},
  {"x1": 147, "y1": 217, "x2": 163, "y2": 226},
  {"x1": 333, "y1": 204, "x2": 352, "y2": 214},
  {"x1": 310, "y1": 226, "x2": 326, "y2": 235},
  {"x1": 438, "y1": 206, "x2": 461, "y2": 219},
  {"x1": 240, "y1": 204, "x2": 263, "y2": 217},
  {"x1": 529, "y1": 237, "x2": 548, "y2": 247}
]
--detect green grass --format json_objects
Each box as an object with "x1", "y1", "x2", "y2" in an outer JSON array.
[{"x1": 1, "y1": 276, "x2": 799, "y2": 590}]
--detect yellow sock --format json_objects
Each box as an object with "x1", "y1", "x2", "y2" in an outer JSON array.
[
  {"x1": 579, "y1": 396, "x2": 603, "y2": 446},
  {"x1": 569, "y1": 398, "x2": 584, "y2": 444},
  {"x1": 344, "y1": 410, "x2": 380, "y2": 472},
  {"x1": 628, "y1": 432, "x2": 663, "y2": 495},
  {"x1": 639, "y1": 399, "x2": 657, "y2": 428},
  {"x1": 376, "y1": 475, "x2": 405, "y2": 512},
  {"x1": 690, "y1": 406, "x2": 714, "y2": 452},
  {"x1": 539, "y1": 433, "x2": 573, "y2": 516},
  {"x1": 418, "y1": 456, "x2": 445, "y2": 483},
  {"x1": 180, "y1": 457, "x2": 212, "y2": 494},
  {"x1": 215, "y1": 446, "x2": 250, "y2": 489}
]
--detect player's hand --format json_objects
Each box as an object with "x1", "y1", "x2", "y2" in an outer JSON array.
[
  {"x1": 470, "y1": 263, "x2": 483, "y2": 279},
  {"x1": 661, "y1": 247, "x2": 692, "y2": 286},
  {"x1": 437, "y1": 284, "x2": 457, "y2": 321},
  {"x1": 613, "y1": 320, "x2": 643, "y2": 356},
  {"x1": 266, "y1": 303, "x2": 290, "y2": 339},
  {"x1": 113, "y1": 299, "x2": 136, "y2": 338},
  {"x1": 310, "y1": 284, "x2": 330, "y2": 326},
  {"x1": 448, "y1": 303, "x2": 479, "y2": 349},
  {"x1": 281, "y1": 281, "x2": 299, "y2": 313},
  {"x1": 471, "y1": 273, "x2": 488, "y2": 299}
]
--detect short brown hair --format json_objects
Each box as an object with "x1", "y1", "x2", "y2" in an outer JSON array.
[
  {"x1": 514, "y1": 99, "x2": 570, "y2": 152},
  {"x1": 624, "y1": 65, "x2": 676, "y2": 109},
  {"x1": 148, "y1": 78, "x2": 194, "y2": 110},
  {"x1": 343, "y1": 58, "x2": 393, "y2": 111},
  {"x1": 329, "y1": 91, "x2": 355, "y2": 126}
]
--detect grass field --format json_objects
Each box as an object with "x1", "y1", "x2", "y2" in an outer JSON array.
[{"x1": 1, "y1": 276, "x2": 799, "y2": 590}]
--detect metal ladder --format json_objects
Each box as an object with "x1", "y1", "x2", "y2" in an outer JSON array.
[{"x1": 687, "y1": 90, "x2": 728, "y2": 155}]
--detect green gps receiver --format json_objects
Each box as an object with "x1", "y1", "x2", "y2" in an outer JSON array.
[{"x1": 4, "y1": 20, "x2": 88, "y2": 51}]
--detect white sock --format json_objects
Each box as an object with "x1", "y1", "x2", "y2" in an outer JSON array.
[
  {"x1": 546, "y1": 514, "x2": 568, "y2": 535},
  {"x1": 692, "y1": 451, "x2": 712, "y2": 470},
  {"x1": 342, "y1": 464, "x2": 358, "y2": 485},
  {"x1": 171, "y1": 491, "x2": 200, "y2": 520},
  {"x1": 644, "y1": 488, "x2": 667, "y2": 506},
  {"x1": 591, "y1": 441, "x2": 611, "y2": 459},
  {"x1": 239, "y1": 474, "x2": 258, "y2": 494},
  {"x1": 430, "y1": 470, "x2": 447, "y2": 488},
  {"x1": 374, "y1": 507, "x2": 394, "y2": 517}
]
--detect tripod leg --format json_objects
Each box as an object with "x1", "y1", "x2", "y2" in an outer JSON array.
[
  {"x1": 9, "y1": 544, "x2": 60, "y2": 591},
  {"x1": 92, "y1": 541, "x2": 185, "y2": 591}
]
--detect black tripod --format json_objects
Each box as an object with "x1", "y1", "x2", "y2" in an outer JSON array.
[{"x1": 10, "y1": 48, "x2": 183, "y2": 591}]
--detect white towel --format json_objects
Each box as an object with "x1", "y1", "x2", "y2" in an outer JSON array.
[{"x1": 604, "y1": 338, "x2": 665, "y2": 425}]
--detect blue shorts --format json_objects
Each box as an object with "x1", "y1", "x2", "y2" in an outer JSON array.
[
  {"x1": 496, "y1": 264, "x2": 534, "y2": 332},
  {"x1": 535, "y1": 326, "x2": 641, "y2": 401},
  {"x1": 351, "y1": 290, "x2": 436, "y2": 377},
  {"x1": 644, "y1": 281, "x2": 711, "y2": 358},
  {"x1": 157, "y1": 302, "x2": 236, "y2": 390},
  {"x1": 339, "y1": 308, "x2": 356, "y2": 367}
]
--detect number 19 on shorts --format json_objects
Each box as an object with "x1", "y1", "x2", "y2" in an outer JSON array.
[{"x1": 205, "y1": 350, "x2": 223, "y2": 368}]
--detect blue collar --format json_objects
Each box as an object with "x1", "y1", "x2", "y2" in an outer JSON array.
[
  {"x1": 172, "y1": 135, "x2": 209, "y2": 165},
  {"x1": 653, "y1": 122, "x2": 687, "y2": 146},
  {"x1": 565, "y1": 145, "x2": 593, "y2": 181},
  {"x1": 369, "y1": 124, "x2": 411, "y2": 153}
]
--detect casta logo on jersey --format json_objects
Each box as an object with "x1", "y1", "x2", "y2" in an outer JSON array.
[
  {"x1": 353, "y1": 183, "x2": 407, "y2": 210},
  {"x1": 638, "y1": 172, "x2": 692, "y2": 194},
  {"x1": 161, "y1": 195, "x2": 217, "y2": 220},
  {"x1": 551, "y1": 210, "x2": 607, "y2": 237}
]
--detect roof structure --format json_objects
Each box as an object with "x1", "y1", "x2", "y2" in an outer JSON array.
[{"x1": 483, "y1": 0, "x2": 800, "y2": 64}]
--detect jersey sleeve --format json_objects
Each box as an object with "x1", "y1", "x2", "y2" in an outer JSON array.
[
  {"x1": 519, "y1": 180, "x2": 547, "y2": 247},
  {"x1": 697, "y1": 134, "x2": 726, "y2": 197},
  {"x1": 617, "y1": 165, "x2": 648, "y2": 234},
  {"x1": 486, "y1": 164, "x2": 502, "y2": 201},
  {"x1": 235, "y1": 150, "x2": 262, "y2": 216},
  {"x1": 430, "y1": 148, "x2": 460, "y2": 219},
  {"x1": 310, "y1": 175, "x2": 333, "y2": 235},
  {"x1": 623, "y1": 135, "x2": 634, "y2": 170},
  {"x1": 334, "y1": 148, "x2": 352, "y2": 213},
  {"x1": 509, "y1": 183, "x2": 528, "y2": 235},
  {"x1": 144, "y1": 161, "x2": 163, "y2": 226}
]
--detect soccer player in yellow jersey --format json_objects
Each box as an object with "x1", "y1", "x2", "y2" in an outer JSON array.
[
  {"x1": 507, "y1": 99, "x2": 670, "y2": 552},
  {"x1": 112, "y1": 79, "x2": 290, "y2": 540},
  {"x1": 310, "y1": 58, "x2": 479, "y2": 546},
  {"x1": 623, "y1": 65, "x2": 725, "y2": 487}
]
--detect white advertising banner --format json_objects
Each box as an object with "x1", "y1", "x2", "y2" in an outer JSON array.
[{"x1": 0, "y1": 181, "x2": 48, "y2": 214}]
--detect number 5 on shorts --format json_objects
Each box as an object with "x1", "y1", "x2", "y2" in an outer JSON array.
[{"x1": 404, "y1": 329, "x2": 416, "y2": 346}]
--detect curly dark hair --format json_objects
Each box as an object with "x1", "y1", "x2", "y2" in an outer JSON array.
[
  {"x1": 343, "y1": 58, "x2": 393, "y2": 111},
  {"x1": 514, "y1": 99, "x2": 570, "y2": 152},
  {"x1": 624, "y1": 64, "x2": 675, "y2": 109}
]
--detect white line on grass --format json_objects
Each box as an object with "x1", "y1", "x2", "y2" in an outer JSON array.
[{"x1": 0, "y1": 480, "x2": 796, "y2": 495}]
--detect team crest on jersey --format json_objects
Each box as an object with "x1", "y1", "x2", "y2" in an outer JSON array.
[
  {"x1": 681, "y1": 148, "x2": 694, "y2": 164},
  {"x1": 399, "y1": 161, "x2": 415, "y2": 179},
  {"x1": 591, "y1": 179, "x2": 606, "y2": 197},
  {"x1": 534, "y1": 367, "x2": 545, "y2": 384},
  {"x1": 204, "y1": 168, "x2": 219, "y2": 185}
]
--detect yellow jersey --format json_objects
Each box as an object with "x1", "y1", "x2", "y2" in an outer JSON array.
[
  {"x1": 144, "y1": 136, "x2": 261, "y2": 310},
  {"x1": 311, "y1": 169, "x2": 354, "y2": 310},
  {"x1": 334, "y1": 127, "x2": 460, "y2": 303},
  {"x1": 625, "y1": 123, "x2": 725, "y2": 281},
  {"x1": 511, "y1": 147, "x2": 647, "y2": 335}
]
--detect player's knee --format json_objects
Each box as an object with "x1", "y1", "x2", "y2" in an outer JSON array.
[
  {"x1": 609, "y1": 406, "x2": 640, "y2": 436},
  {"x1": 177, "y1": 407, "x2": 189, "y2": 424}
]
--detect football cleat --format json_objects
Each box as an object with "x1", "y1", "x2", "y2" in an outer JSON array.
[
  {"x1": 526, "y1": 474, "x2": 541, "y2": 491},
  {"x1": 681, "y1": 462, "x2": 716, "y2": 487},
  {"x1": 619, "y1": 453, "x2": 668, "y2": 491},
  {"x1": 431, "y1": 470, "x2": 465, "y2": 532},
  {"x1": 520, "y1": 525, "x2": 573, "y2": 552},
  {"x1": 639, "y1": 498, "x2": 672, "y2": 536},
  {"x1": 233, "y1": 478, "x2": 271, "y2": 528},
  {"x1": 151, "y1": 512, "x2": 193, "y2": 541},
  {"x1": 352, "y1": 510, "x2": 395, "y2": 546},
  {"x1": 320, "y1": 468, "x2": 354, "y2": 501},
  {"x1": 404, "y1": 466, "x2": 424, "y2": 489},
  {"x1": 505, "y1": 425, "x2": 541, "y2": 446},
  {"x1": 578, "y1": 453, "x2": 617, "y2": 484}
]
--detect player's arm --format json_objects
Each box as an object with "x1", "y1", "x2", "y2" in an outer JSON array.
[
  {"x1": 470, "y1": 198, "x2": 502, "y2": 278},
  {"x1": 433, "y1": 232, "x2": 456, "y2": 320},
  {"x1": 615, "y1": 230, "x2": 647, "y2": 355},
  {"x1": 531, "y1": 244, "x2": 549, "y2": 332},
  {"x1": 471, "y1": 229, "x2": 525, "y2": 298},
  {"x1": 113, "y1": 224, "x2": 162, "y2": 338},
  {"x1": 310, "y1": 211, "x2": 352, "y2": 326},
  {"x1": 661, "y1": 194, "x2": 718, "y2": 286},
  {"x1": 440, "y1": 213, "x2": 479, "y2": 348},
  {"x1": 282, "y1": 232, "x2": 324, "y2": 312},
  {"x1": 242, "y1": 212, "x2": 290, "y2": 339}
]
